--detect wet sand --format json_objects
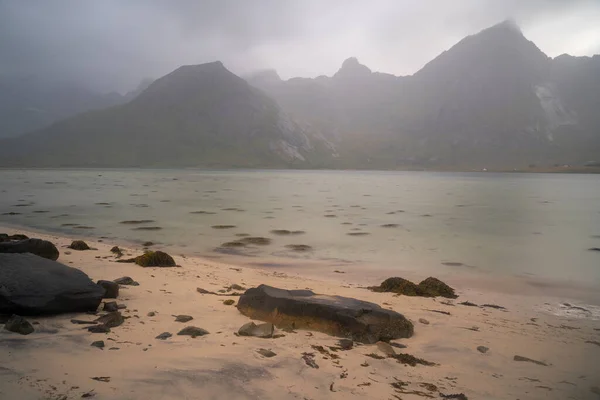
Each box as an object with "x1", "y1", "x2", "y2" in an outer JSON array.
[{"x1": 1, "y1": 227, "x2": 599, "y2": 400}]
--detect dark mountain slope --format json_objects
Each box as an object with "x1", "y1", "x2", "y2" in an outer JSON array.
[
  {"x1": 0, "y1": 76, "x2": 127, "y2": 139},
  {"x1": 249, "y1": 21, "x2": 600, "y2": 169},
  {"x1": 0, "y1": 62, "x2": 335, "y2": 168}
]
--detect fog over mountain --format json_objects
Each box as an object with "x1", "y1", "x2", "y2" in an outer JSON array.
[
  {"x1": 1, "y1": 1, "x2": 599, "y2": 92},
  {"x1": 0, "y1": 2, "x2": 599, "y2": 169},
  {"x1": 247, "y1": 21, "x2": 600, "y2": 169},
  {"x1": 0, "y1": 20, "x2": 598, "y2": 169}
]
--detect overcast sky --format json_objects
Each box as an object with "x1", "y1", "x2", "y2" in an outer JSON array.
[{"x1": 1, "y1": 0, "x2": 599, "y2": 93}]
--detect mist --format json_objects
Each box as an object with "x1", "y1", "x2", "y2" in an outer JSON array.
[{"x1": 1, "y1": 0, "x2": 599, "y2": 93}]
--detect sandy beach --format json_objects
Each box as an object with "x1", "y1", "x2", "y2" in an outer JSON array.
[{"x1": 1, "y1": 226, "x2": 599, "y2": 400}]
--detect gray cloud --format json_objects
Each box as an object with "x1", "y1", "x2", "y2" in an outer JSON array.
[{"x1": 1, "y1": 0, "x2": 598, "y2": 92}]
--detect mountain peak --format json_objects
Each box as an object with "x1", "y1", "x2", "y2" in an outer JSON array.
[
  {"x1": 491, "y1": 19, "x2": 522, "y2": 34},
  {"x1": 334, "y1": 57, "x2": 372, "y2": 79}
]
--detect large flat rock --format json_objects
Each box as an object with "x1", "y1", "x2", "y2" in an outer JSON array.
[
  {"x1": 0, "y1": 253, "x2": 104, "y2": 315},
  {"x1": 237, "y1": 285, "x2": 414, "y2": 343},
  {"x1": 0, "y1": 238, "x2": 59, "y2": 261}
]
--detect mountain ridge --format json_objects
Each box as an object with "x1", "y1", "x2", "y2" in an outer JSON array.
[{"x1": 1, "y1": 20, "x2": 598, "y2": 169}]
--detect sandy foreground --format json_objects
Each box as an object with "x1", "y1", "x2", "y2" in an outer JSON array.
[{"x1": 1, "y1": 228, "x2": 599, "y2": 400}]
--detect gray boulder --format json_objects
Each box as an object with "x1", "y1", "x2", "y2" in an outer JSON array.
[
  {"x1": 0, "y1": 238, "x2": 59, "y2": 260},
  {"x1": 0, "y1": 253, "x2": 104, "y2": 315},
  {"x1": 237, "y1": 285, "x2": 414, "y2": 343}
]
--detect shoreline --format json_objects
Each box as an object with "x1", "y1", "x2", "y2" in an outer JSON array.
[
  {"x1": 1, "y1": 226, "x2": 600, "y2": 399},
  {"x1": 2, "y1": 222, "x2": 600, "y2": 306}
]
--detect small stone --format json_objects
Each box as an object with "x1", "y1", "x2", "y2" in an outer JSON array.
[
  {"x1": 110, "y1": 246, "x2": 123, "y2": 256},
  {"x1": 91, "y1": 340, "x2": 105, "y2": 349},
  {"x1": 513, "y1": 355, "x2": 547, "y2": 366},
  {"x1": 223, "y1": 299, "x2": 235, "y2": 306},
  {"x1": 419, "y1": 318, "x2": 430, "y2": 325},
  {"x1": 113, "y1": 276, "x2": 139, "y2": 286},
  {"x1": 257, "y1": 348, "x2": 277, "y2": 357},
  {"x1": 147, "y1": 311, "x2": 156, "y2": 317},
  {"x1": 477, "y1": 346, "x2": 489, "y2": 353},
  {"x1": 177, "y1": 326, "x2": 209, "y2": 338},
  {"x1": 97, "y1": 280, "x2": 119, "y2": 299},
  {"x1": 238, "y1": 322, "x2": 274, "y2": 338},
  {"x1": 69, "y1": 240, "x2": 90, "y2": 251},
  {"x1": 376, "y1": 341, "x2": 396, "y2": 356},
  {"x1": 130, "y1": 251, "x2": 175, "y2": 267},
  {"x1": 338, "y1": 339, "x2": 353, "y2": 350},
  {"x1": 88, "y1": 324, "x2": 110, "y2": 333},
  {"x1": 174, "y1": 315, "x2": 193, "y2": 323},
  {"x1": 228, "y1": 284, "x2": 246, "y2": 291},
  {"x1": 94, "y1": 312, "x2": 124, "y2": 328},
  {"x1": 103, "y1": 301, "x2": 119, "y2": 312},
  {"x1": 4, "y1": 315, "x2": 34, "y2": 335},
  {"x1": 302, "y1": 353, "x2": 319, "y2": 369},
  {"x1": 155, "y1": 332, "x2": 172, "y2": 340}
]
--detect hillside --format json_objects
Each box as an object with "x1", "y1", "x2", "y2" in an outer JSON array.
[
  {"x1": 0, "y1": 62, "x2": 335, "y2": 168},
  {"x1": 249, "y1": 21, "x2": 600, "y2": 170}
]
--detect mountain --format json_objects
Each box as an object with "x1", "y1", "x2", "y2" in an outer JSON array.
[
  {"x1": 249, "y1": 20, "x2": 600, "y2": 169},
  {"x1": 0, "y1": 62, "x2": 335, "y2": 167},
  {"x1": 0, "y1": 76, "x2": 129, "y2": 139},
  {"x1": 1, "y1": 20, "x2": 599, "y2": 169}
]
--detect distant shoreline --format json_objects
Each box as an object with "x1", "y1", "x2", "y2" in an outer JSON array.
[{"x1": 1, "y1": 166, "x2": 599, "y2": 174}]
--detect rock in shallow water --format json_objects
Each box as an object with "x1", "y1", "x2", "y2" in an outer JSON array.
[
  {"x1": 0, "y1": 238, "x2": 59, "y2": 260},
  {"x1": 0, "y1": 253, "x2": 104, "y2": 315},
  {"x1": 237, "y1": 285, "x2": 414, "y2": 343},
  {"x1": 4, "y1": 315, "x2": 34, "y2": 335}
]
